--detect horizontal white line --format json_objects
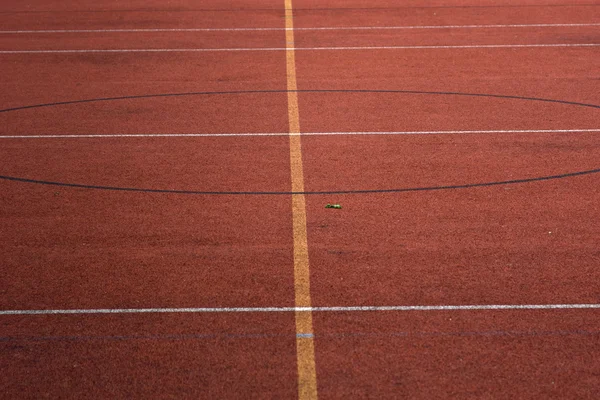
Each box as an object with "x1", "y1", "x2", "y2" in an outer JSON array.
[
  {"x1": 0, "y1": 47, "x2": 284, "y2": 53},
  {"x1": 305, "y1": 22, "x2": 600, "y2": 30},
  {"x1": 0, "y1": 133, "x2": 290, "y2": 138},
  {"x1": 0, "y1": 43, "x2": 598, "y2": 53},
  {"x1": 1, "y1": 23, "x2": 599, "y2": 33},
  {"x1": 303, "y1": 43, "x2": 600, "y2": 51},
  {"x1": 1, "y1": 129, "x2": 599, "y2": 139},
  {"x1": 2, "y1": 304, "x2": 600, "y2": 315}
]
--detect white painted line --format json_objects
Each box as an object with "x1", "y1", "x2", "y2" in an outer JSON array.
[
  {"x1": 0, "y1": 133, "x2": 290, "y2": 139},
  {"x1": 293, "y1": 43, "x2": 600, "y2": 51},
  {"x1": 0, "y1": 28, "x2": 287, "y2": 33},
  {"x1": 302, "y1": 22, "x2": 600, "y2": 30},
  {"x1": 1, "y1": 23, "x2": 599, "y2": 33},
  {"x1": 0, "y1": 47, "x2": 284, "y2": 53},
  {"x1": 0, "y1": 43, "x2": 598, "y2": 53},
  {"x1": 1, "y1": 129, "x2": 599, "y2": 139},
  {"x1": 2, "y1": 303, "x2": 600, "y2": 315}
]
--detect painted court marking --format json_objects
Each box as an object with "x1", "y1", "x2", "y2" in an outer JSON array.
[
  {"x1": 284, "y1": 1, "x2": 318, "y2": 398},
  {"x1": 1, "y1": 23, "x2": 598, "y2": 33},
  {"x1": 2, "y1": 129, "x2": 599, "y2": 139},
  {"x1": 1, "y1": 43, "x2": 598, "y2": 54},
  {"x1": 2, "y1": 304, "x2": 600, "y2": 315},
  {"x1": 2, "y1": 330, "x2": 600, "y2": 343}
]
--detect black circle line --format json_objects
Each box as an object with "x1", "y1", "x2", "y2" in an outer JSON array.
[
  {"x1": 1, "y1": 89, "x2": 598, "y2": 196},
  {"x1": 1, "y1": 89, "x2": 599, "y2": 114},
  {"x1": 1, "y1": 169, "x2": 599, "y2": 195}
]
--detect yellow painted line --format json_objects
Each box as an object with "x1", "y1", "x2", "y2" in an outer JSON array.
[{"x1": 285, "y1": 0, "x2": 318, "y2": 398}]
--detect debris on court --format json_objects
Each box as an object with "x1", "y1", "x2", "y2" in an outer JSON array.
[{"x1": 325, "y1": 204, "x2": 342, "y2": 209}]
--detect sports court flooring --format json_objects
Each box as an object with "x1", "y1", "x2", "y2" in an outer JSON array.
[{"x1": 1, "y1": 0, "x2": 599, "y2": 398}]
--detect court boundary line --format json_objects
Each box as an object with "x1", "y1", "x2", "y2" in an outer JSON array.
[
  {"x1": 3, "y1": 329, "x2": 600, "y2": 343},
  {"x1": 1, "y1": 43, "x2": 598, "y2": 53},
  {"x1": 2, "y1": 303, "x2": 600, "y2": 315},
  {"x1": 285, "y1": 1, "x2": 318, "y2": 397},
  {"x1": 2, "y1": 23, "x2": 599, "y2": 33},
  {"x1": 2, "y1": 129, "x2": 599, "y2": 139},
  {"x1": 0, "y1": 4, "x2": 597, "y2": 14}
]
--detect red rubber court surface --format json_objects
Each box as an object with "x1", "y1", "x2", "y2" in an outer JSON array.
[{"x1": 1, "y1": 0, "x2": 599, "y2": 398}]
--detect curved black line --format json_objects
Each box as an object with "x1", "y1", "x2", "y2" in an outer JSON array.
[
  {"x1": 1, "y1": 89, "x2": 599, "y2": 114},
  {"x1": 1, "y1": 169, "x2": 599, "y2": 196},
  {"x1": 1, "y1": 89, "x2": 598, "y2": 196}
]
